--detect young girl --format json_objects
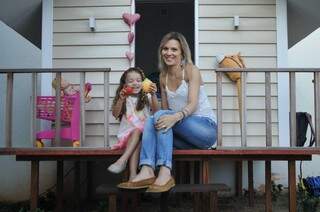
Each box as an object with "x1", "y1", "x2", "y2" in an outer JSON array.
[{"x1": 107, "y1": 67, "x2": 158, "y2": 180}]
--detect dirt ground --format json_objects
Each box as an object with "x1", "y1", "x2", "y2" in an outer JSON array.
[
  {"x1": 88, "y1": 191, "x2": 320, "y2": 212},
  {"x1": 1, "y1": 190, "x2": 320, "y2": 212}
]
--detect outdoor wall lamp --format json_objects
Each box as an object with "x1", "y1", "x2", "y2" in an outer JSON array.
[
  {"x1": 234, "y1": 16, "x2": 240, "y2": 29},
  {"x1": 89, "y1": 17, "x2": 96, "y2": 31}
]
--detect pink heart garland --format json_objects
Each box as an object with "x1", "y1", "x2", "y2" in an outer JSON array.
[
  {"x1": 125, "y1": 51, "x2": 134, "y2": 61},
  {"x1": 128, "y1": 32, "x2": 135, "y2": 44},
  {"x1": 122, "y1": 13, "x2": 141, "y2": 26}
]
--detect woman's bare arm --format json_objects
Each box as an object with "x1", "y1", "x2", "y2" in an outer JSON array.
[
  {"x1": 159, "y1": 73, "x2": 169, "y2": 110},
  {"x1": 183, "y1": 64, "x2": 201, "y2": 116}
]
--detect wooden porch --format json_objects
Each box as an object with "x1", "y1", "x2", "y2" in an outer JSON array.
[{"x1": 1, "y1": 68, "x2": 320, "y2": 212}]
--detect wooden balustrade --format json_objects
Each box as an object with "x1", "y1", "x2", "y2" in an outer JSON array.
[{"x1": 0, "y1": 68, "x2": 110, "y2": 148}]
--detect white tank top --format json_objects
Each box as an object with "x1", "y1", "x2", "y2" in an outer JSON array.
[{"x1": 165, "y1": 69, "x2": 216, "y2": 122}]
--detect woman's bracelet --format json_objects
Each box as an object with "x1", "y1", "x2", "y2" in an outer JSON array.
[{"x1": 182, "y1": 108, "x2": 190, "y2": 118}]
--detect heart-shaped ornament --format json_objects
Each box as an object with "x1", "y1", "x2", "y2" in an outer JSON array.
[
  {"x1": 128, "y1": 32, "x2": 135, "y2": 44},
  {"x1": 125, "y1": 51, "x2": 134, "y2": 61},
  {"x1": 122, "y1": 13, "x2": 141, "y2": 26}
]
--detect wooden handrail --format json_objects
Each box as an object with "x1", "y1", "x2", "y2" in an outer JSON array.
[
  {"x1": 216, "y1": 68, "x2": 320, "y2": 73},
  {"x1": 2, "y1": 68, "x2": 320, "y2": 149},
  {"x1": 1, "y1": 68, "x2": 111, "y2": 148},
  {"x1": 215, "y1": 68, "x2": 320, "y2": 148},
  {"x1": 0, "y1": 68, "x2": 110, "y2": 73}
]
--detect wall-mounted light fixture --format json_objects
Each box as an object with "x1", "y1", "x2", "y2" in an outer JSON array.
[
  {"x1": 89, "y1": 17, "x2": 96, "y2": 31},
  {"x1": 234, "y1": 16, "x2": 240, "y2": 29}
]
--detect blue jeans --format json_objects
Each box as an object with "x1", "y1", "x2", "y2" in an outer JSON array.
[{"x1": 139, "y1": 110, "x2": 217, "y2": 169}]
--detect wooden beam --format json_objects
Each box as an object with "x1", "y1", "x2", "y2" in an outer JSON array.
[
  {"x1": 265, "y1": 161, "x2": 272, "y2": 212},
  {"x1": 235, "y1": 161, "x2": 243, "y2": 197},
  {"x1": 0, "y1": 68, "x2": 111, "y2": 73},
  {"x1": 74, "y1": 161, "x2": 81, "y2": 211},
  {"x1": 288, "y1": 160, "x2": 297, "y2": 212},
  {"x1": 240, "y1": 72, "x2": 247, "y2": 147},
  {"x1": 30, "y1": 161, "x2": 39, "y2": 211},
  {"x1": 265, "y1": 72, "x2": 272, "y2": 146},
  {"x1": 216, "y1": 68, "x2": 320, "y2": 73},
  {"x1": 289, "y1": 72, "x2": 296, "y2": 147},
  {"x1": 314, "y1": 72, "x2": 320, "y2": 147},
  {"x1": 55, "y1": 161, "x2": 63, "y2": 212},
  {"x1": 104, "y1": 71, "x2": 110, "y2": 147},
  {"x1": 80, "y1": 72, "x2": 85, "y2": 146},
  {"x1": 202, "y1": 160, "x2": 209, "y2": 184},
  {"x1": 54, "y1": 73, "x2": 61, "y2": 147},
  {"x1": 5, "y1": 73, "x2": 13, "y2": 147},
  {"x1": 216, "y1": 72, "x2": 223, "y2": 146},
  {"x1": 248, "y1": 161, "x2": 254, "y2": 207}
]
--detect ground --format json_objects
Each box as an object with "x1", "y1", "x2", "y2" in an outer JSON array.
[{"x1": 1, "y1": 190, "x2": 320, "y2": 212}]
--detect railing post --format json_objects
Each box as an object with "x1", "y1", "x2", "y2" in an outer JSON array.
[
  {"x1": 5, "y1": 72, "x2": 13, "y2": 147},
  {"x1": 265, "y1": 72, "x2": 272, "y2": 146},
  {"x1": 80, "y1": 72, "x2": 86, "y2": 147},
  {"x1": 54, "y1": 72, "x2": 61, "y2": 147},
  {"x1": 216, "y1": 71, "x2": 223, "y2": 146},
  {"x1": 31, "y1": 73, "x2": 37, "y2": 147},
  {"x1": 104, "y1": 70, "x2": 110, "y2": 148},
  {"x1": 240, "y1": 71, "x2": 247, "y2": 147},
  {"x1": 314, "y1": 71, "x2": 320, "y2": 147},
  {"x1": 289, "y1": 72, "x2": 296, "y2": 147}
]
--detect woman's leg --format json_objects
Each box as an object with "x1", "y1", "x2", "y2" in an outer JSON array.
[
  {"x1": 173, "y1": 135, "x2": 197, "y2": 149},
  {"x1": 153, "y1": 110, "x2": 176, "y2": 185},
  {"x1": 131, "y1": 110, "x2": 175, "y2": 183},
  {"x1": 128, "y1": 142, "x2": 141, "y2": 180},
  {"x1": 173, "y1": 116, "x2": 217, "y2": 149},
  {"x1": 131, "y1": 116, "x2": 157, "y2": 182}
]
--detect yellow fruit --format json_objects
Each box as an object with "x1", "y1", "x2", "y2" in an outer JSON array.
[{"x1": 142, "y1": 78, "x2": 153, "y2": 93}]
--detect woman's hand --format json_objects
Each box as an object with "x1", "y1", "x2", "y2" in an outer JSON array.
[{"x1": 155, "y1": 114, "x2": 179, "y2": 132}]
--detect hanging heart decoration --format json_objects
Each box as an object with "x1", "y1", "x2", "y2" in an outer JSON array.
[
  {"x1": 125, "y1": 51, "x2": 134, "y2": 61},
  {"x1": 128, "y1": 32, "x2": 135, "y2": 44},
  {"x1": 122, "y1": 13, "x2": 141, "y2": 26}
]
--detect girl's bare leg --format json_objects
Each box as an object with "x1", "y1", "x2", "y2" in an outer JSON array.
[
  {"x1": 111, "y1": 129, "x2": 141, "y2": 167},
  {"x1": 128, "y1": 142, "x2": 141, "y2": 180}
]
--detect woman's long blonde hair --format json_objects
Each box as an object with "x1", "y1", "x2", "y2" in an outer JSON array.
[{"x1": 158, "y1": 32, "x2": 193, "y2": 73}]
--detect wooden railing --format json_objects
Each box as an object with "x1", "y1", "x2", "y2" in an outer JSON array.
[
  {"x1": 216, "y1": 68, "x2": 320, "y2": 148},
  {"x1": 1, "y1": 68, "x2": 320, "y2": 149},
  {"x1": 0, "y1": 68, "x2": 111, "y2": 148}
]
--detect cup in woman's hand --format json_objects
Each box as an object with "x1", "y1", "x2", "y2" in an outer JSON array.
[{"x1": 142, "y1": 78, "x2": 153, "y2": 93}]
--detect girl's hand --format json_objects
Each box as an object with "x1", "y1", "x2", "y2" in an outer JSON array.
[
  {"x1": 155, "y1": 114, "x2": 178, "y2": 132},
  {"x1": 119, "y1": 88, "x2": 127, "y2": 100},
  {"x1": 149, "y1": 83, "x2": 157, "y2": 95}
]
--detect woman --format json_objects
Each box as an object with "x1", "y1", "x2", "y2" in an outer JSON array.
[{"x1": 118, "y1": 32, "x2": 217, "y2": 192}]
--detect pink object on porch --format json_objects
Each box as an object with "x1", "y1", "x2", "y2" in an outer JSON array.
[
  {"x1": 35, "y1": 93, "x2": 80, "y2": 147},
  {"x1": 128, "y1": 32, "x2": 135, "y2": 44},
  {"x1": 122, "y1": 13, "x2": 141, "y2": 26},
  {"x1": 125, "y1": 51, "x2": 135, "y2": 61}
]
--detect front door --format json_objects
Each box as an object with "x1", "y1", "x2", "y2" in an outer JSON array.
[{"x1": 135, "y1": 0, "x2": 194, "y2": 88}]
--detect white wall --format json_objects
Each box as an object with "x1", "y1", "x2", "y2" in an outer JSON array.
[
  {"x1": 288, "y1": 27, "x2": 320, "y2": 179},
  {"x1": 0, "y1": 21, "x2": 56, "y2": 201},
  {"x1": 271, "y1": 27, "x2": 320, "y2": 187}
]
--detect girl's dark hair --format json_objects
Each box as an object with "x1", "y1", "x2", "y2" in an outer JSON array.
[{"x1": 112, "y1": 67, "x2": 149, "y2": 120}]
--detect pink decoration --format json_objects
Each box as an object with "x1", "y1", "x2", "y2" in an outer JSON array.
[
  {"x1": 126, "y1": 51, "x2": 134, "y2": 61},
  {"x1": 122, "y1": 13, "x2": 141, "y2": 26},
  {"x1": 128, "y1": 32, "x2": 135, "y2": 44}
]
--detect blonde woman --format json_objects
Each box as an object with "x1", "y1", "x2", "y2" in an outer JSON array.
[{"x1": 118, "y1": 32, "x2": 217, "y2": 192}]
